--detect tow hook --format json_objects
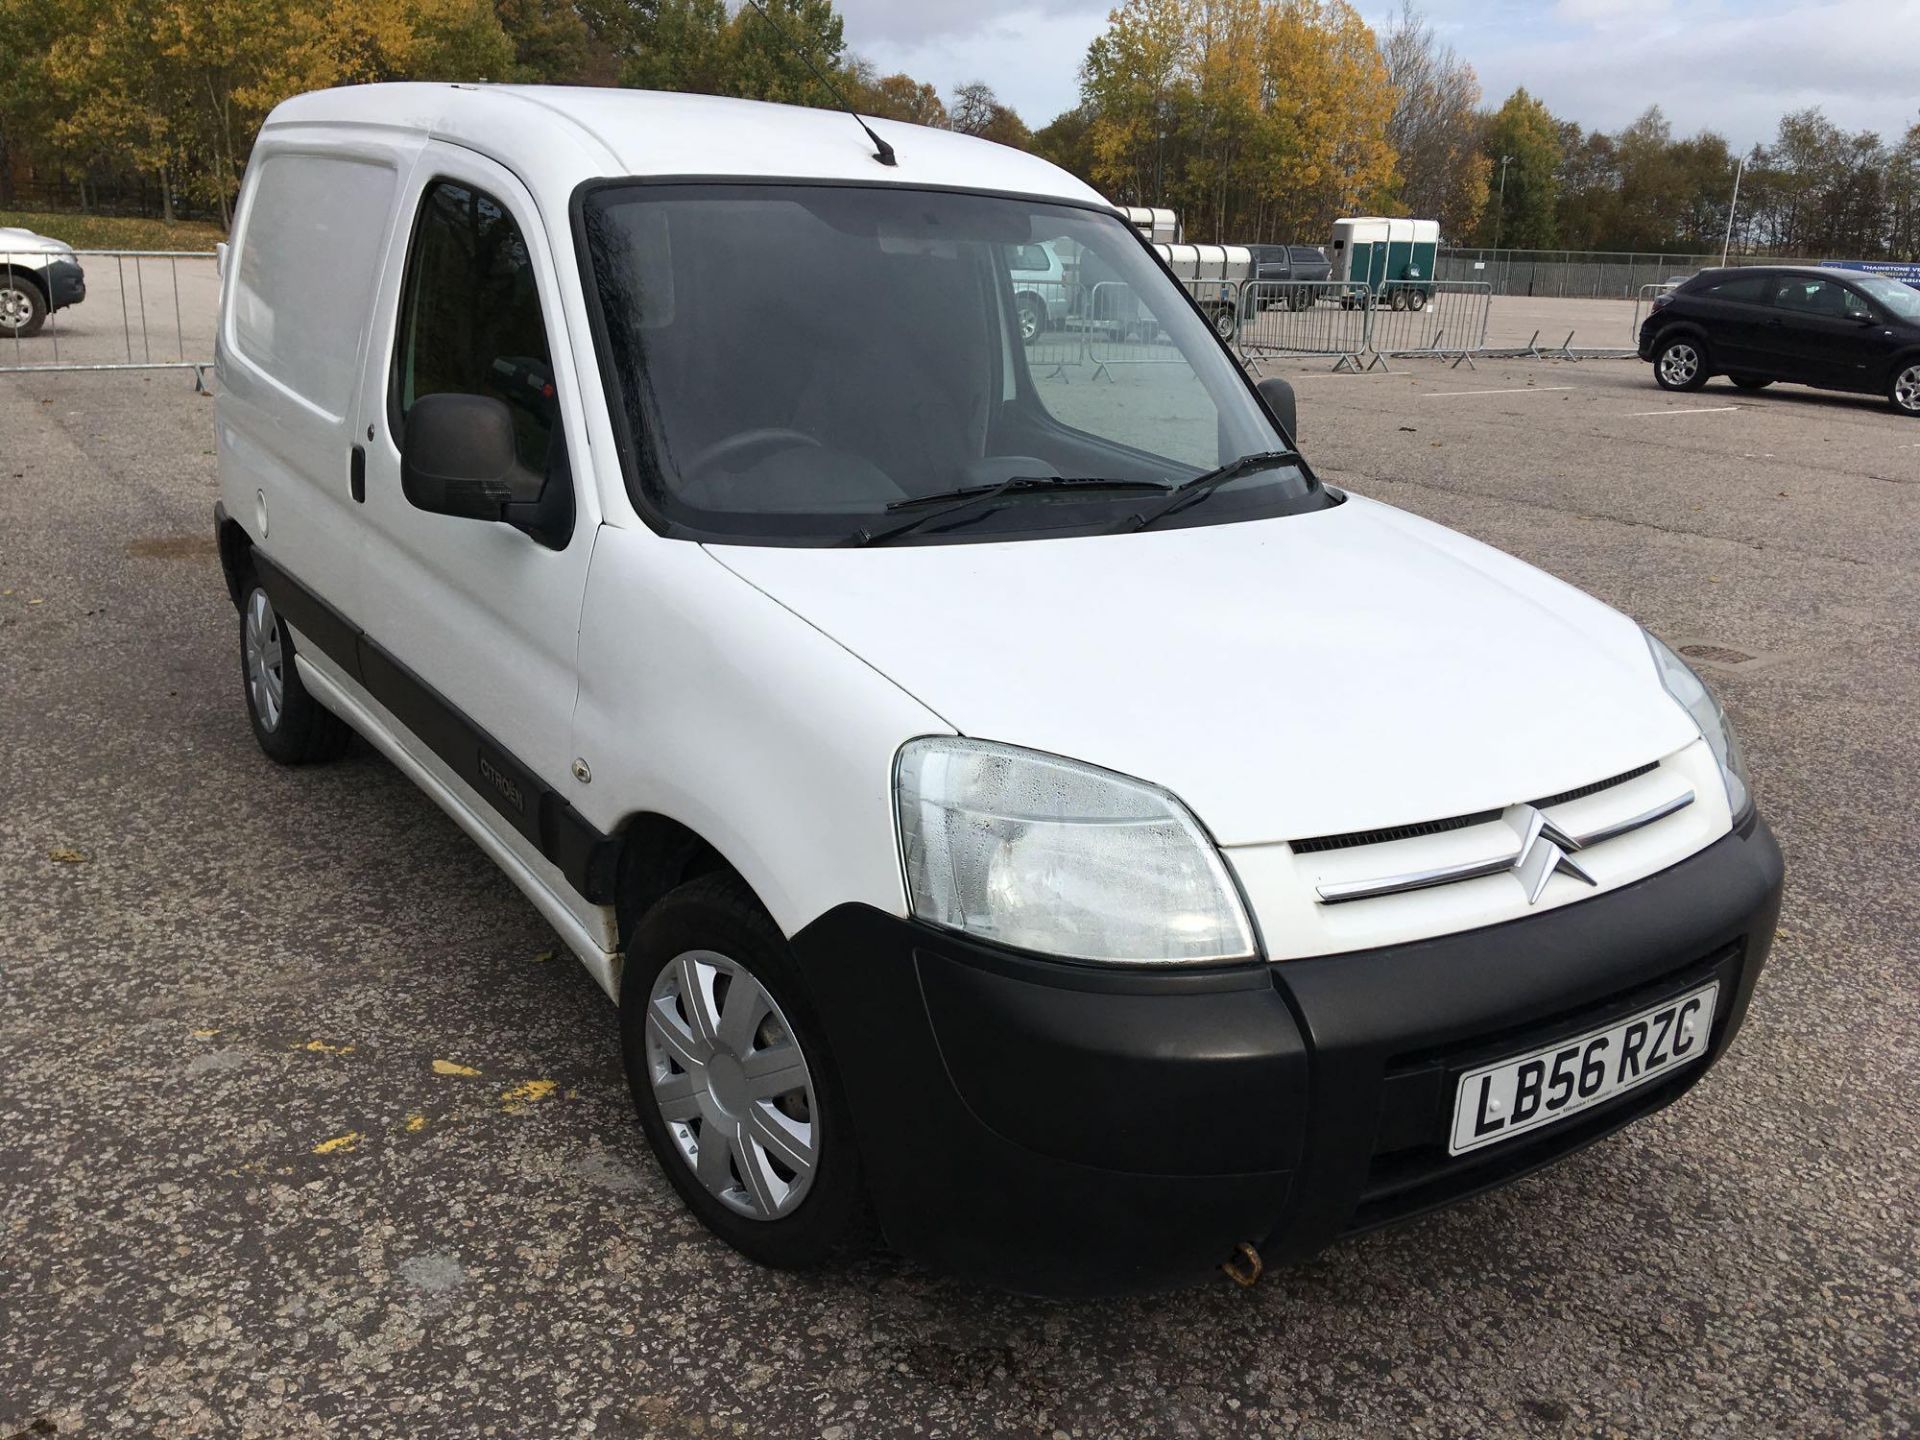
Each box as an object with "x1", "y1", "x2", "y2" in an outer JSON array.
[{"x1": 1220, "y1": 1241, "x2": 1263, "y2": 1288}]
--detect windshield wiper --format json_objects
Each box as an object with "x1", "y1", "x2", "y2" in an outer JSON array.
[
  {"x1": 854, "y1": 475, "x2": 1170, "y2": 545},
  {"x1": 1116, "y1": 450, "x2": 1303, "y2": 533}
]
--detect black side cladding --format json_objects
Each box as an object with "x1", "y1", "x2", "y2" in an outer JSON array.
[{"x1": 234, "y1": 530, "x2": 618, "y2": 904}]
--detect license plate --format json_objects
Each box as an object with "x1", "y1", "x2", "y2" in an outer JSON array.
[{"x1": 1449, "y1": 982, "x2": 1719, "y2": 1155}]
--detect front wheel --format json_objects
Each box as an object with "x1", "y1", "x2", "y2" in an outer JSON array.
[
  {"x1": 240, "y1": 580, "x2": 351, "y2": 764},
  {"x1": 620, "y1": 872, "x2": 866, "y2": 1269},
  {"x1": 1211, "y1": 306, "x2": 1236, "y2": 341},
  {"x1": 0, "y1": 276, "x2": 47, "y2": 337},
  {"x1": 1406, "y1": 289, "x2": 1428, "y2": 312},
  {"x1": 1890, "y1": 361, "x2": 1920, "y2": 417},
  {"x1": 1654, "y1": 335, "x2": 1709, "y2": 392}
]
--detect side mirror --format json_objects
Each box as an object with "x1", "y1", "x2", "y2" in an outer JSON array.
[
  {"x1": 1256, "y1": 375, "x2": 1298, "y2": 442},
  {"x1": 401, "y1": 392, "x2": 572, "y2": 548}
]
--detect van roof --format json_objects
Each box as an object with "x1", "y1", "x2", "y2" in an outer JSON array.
[{"x1": 263, "y1": 84, "x2": 1111, "y2": 213}]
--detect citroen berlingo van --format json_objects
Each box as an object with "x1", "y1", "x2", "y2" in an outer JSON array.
[{"x1": 213, "y1": 84, "x2": 1783, "y2": 1296}]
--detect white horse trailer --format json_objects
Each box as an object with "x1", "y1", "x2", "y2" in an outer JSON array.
[{"x1": 1156, "y1": 243, "x2": 1253, "y2": 339}]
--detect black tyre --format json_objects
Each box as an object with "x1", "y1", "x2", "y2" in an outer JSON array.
[
  {"x1": 1210, "y1": 306, "x2": 1236, "y2": 341},
  {"x1": 1289, "y1": 287, "x2": 1312, "y2": 312},
  {"x1": 1729, "y1": 375, "x2": 1773, "y2": 391},
  {"x1": 1389, "y1": 288, "x2": 1409, "y2": 312},
  {"x1": 1015, "y1": 294, "x2": 1044, "y2": 344},
  {"x1": 1, "y1": 273, "x2": 47, "y2": 338},
  {"x1": 239, "y1": 577, "x2": 351, "y2": 764},
  {"x1": 620, "y1": 871, "x2": 865, "y2": 1269},
  {"x1": 1407, "y1": 289, "x2": 1428, "y2": 312},
  {"x1": 1653, "y1": 334, "x2": 1710, "y2": 392},
  {"x1": 1890, "y1": 361, "x2": 1920, "y2": 417}
]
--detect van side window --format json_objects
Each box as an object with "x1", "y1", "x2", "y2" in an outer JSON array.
[
  {"x1": 232, "y1": 154, "x2": 398, "y2": 417},
  {"x1": 393, "y1": 181, "x2": 555, "y2": 470}
]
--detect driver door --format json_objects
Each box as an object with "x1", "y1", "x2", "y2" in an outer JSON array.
[{"x1": 349, "y1": 146, "x2": 599, "y2": 859}]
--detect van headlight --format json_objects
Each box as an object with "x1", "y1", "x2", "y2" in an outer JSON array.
[
  {"x1": 894, "y1": 738, "x2": 1256, "y2": 965},
  {"x1": 1646, "y1": 632, "x2": 1751, "y2": 821}
]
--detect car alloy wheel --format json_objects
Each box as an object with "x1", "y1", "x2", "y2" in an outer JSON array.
[
  {"x1": 644, "y1": 948, "x2": 819, "y2": 1221},
  {"x1": 1659, "y1": 341, "x2": 1701, "y2": 387},
  {"x1": 244, "y1": 587, "x2": 287, "y2": 731},
  {"x1": 1, "y1": 285, "x2": 35, "y2": 332},
  {"x1": 1895, "y1": 363, "x2": 1920, "y2": 415}
]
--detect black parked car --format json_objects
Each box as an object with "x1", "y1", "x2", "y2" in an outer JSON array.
[
  {"x1": 1245, "y1": 243, "x2": 1332, "y2": 310},
  {"x1": 1639, "y1": 265, "x2": 1920, "y2": 416}
]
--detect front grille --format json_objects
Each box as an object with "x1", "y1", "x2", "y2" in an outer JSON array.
[
  {"x1": 1291, "y1": 762, "x2": 1659, "y2": 856},
  {"x1": 1343, "y1": 944, "x2": 1742, "y2": 1237},
  {"x1": 1291, "y1": 810, "x2": 1503, "y2": 856},
  {"x1": 1530, "y1": 761, "x2": 1658, "y2": 811}
]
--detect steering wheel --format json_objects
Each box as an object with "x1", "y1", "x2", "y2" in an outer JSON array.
[{"x1": 682, "y1": 428, "x2": 821, "y2": 480}]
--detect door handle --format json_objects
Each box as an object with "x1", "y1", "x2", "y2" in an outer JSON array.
[{"x1": 349, "y1": 444, "x2": 366, "y2": 504}]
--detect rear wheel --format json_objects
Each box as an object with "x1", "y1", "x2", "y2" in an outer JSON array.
[
  {"x1": 1015, "y1": 295, "x2": 1044, "y2": 344},
  {"x1": 1729, "y1": 375, "x2": 1773, "y2": 391},
  {"x1": 1210, "y1": 306, "x2": 1236, "y2": 341},
  {"x1": 1289, "y1": 287, "x2": 1312, "y2": 311},
  {"x1": 240, "y1": 580, "x2": 351, "y2": 764},
  {"x1": 1389, "y1": 288, "x2": 1409, "y2": 311},
  {"x1": 1406, "y1": 289, "x2": 1428, "y2": 312},
  {"x1": 1654, "y1": 335, "x2": 1709, "y2": 392},
  {"x1": 1, "y1": 275, "x2": 47, "y2": 337},
  {"x1": 1890, "y1": 362, "x2": 1920, "y2": 417},
  {"x1": 620, "y1": 871, "x2": 866, "y2": 1268}
]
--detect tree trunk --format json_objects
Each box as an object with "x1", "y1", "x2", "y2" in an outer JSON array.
[{"x1": 160, "y1": 164, "x2": 176, "y2": 223}]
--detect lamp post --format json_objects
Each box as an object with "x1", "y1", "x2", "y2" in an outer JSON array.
[
  {"x1": 1721, "y1": 154, "x2": 1746, "y2": 268},
  {"x1": 1493, "y1": 154, "x2": 1514, "y2": 253}
]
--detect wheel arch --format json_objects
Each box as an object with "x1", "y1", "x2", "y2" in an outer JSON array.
[
  {"x1": 215, "y1": 504, "x2": 254, "y2": 610},
  {"x1": 0, "y1": 264, "x2": 48, "y2": 303},
  {"x1": 611, "y1": 811, "x2": 746, "y2": 951}
]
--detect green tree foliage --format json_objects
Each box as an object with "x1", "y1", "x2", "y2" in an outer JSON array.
[{"x1": 1478, "y1": 87, "x2": 1561, "y2": 247}]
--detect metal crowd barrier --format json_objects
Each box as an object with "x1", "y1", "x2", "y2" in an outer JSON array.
[
  {"x1": 1, "y1": 249, "x2": 216, "y2": 391},
  {"x1": 1367, "y1": 280, "x2": 1493, "y2": 366},
  {"x1": 1237, "y1": 280, "x2": 1373, "y2": 367},
  {"x1": 1628, "y1": 283, "x2": 1669, "y2": 345}
]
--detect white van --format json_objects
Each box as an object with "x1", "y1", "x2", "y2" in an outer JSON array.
[{"x1": 214, "y1": 85, "x2": 1783, "y2": 1296}]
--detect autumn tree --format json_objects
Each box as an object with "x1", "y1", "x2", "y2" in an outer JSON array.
[
  {"x1": 949, "y1": 82, "x2": 1031, "y2": 148},
  {"x1": 1380, "y1": 2, "x2": 1487, "y2": 238},
  {"x1": 852, "y1": 71, "x2": 948, "y2": 128}
]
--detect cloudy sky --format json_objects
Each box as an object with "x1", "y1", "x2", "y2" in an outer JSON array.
[{"x1": 837, "y1": 0, "x2": 1920, "y2": 148}]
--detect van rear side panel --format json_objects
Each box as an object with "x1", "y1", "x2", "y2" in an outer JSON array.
[{"x1": 218, "y1": 133, "x2": 421, "y2": 621}]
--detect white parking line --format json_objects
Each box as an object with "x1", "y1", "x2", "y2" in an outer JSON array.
[
  {"x1": 1420, "y1": 386, "x2": 1577, "y2": 398},
  {"x1": 1627, "y1": 406, "x2": 1740, "y2": 417}
]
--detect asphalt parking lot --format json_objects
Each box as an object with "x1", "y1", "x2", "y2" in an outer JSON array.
[{"x1": 3, "y1": 357, "x2": 1916, "y2": 1437}]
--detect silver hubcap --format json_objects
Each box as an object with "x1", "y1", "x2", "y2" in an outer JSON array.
[
  {"x1": 1896, "y1": 365, "x2": 1920, "y2": 413},
  {"x1": 0, "y1": 287, "x2": 31, "y2": 329},
  {"x1": 1660, "y1": 342, "x2": 1700, "y2": 385},
  {"x1": 1020, "y1": 304, "x2": 1039, "y2": 341},
  {"x1": 645, "y1": 950, "x2": 818, "y2": 1220},
  {"x1": 245, "y1": 588, "x2": 286, "y2": 730}
]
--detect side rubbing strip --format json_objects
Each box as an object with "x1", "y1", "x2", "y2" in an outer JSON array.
[
  {"x1": 250, "y1": 550, "x2": 364, "y2": 685},
  {"x1": 246, "y1": 550, "x2": 617, "y2": 903}
]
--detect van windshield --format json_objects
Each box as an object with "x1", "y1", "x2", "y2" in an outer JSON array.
[{"x1": 580, "y1": 182, "x2": 1323, "y2": 544}]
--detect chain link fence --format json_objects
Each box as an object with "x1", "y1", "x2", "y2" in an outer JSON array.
[{"x1": 1436, "y1": 248, "x2": 1791, "y2": 299}]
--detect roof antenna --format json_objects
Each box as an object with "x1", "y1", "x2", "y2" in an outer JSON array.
[{"x1": 743, "y1": 0, "x2": 897, "y2": 167}]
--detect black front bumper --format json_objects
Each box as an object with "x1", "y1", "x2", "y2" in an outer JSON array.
[
  {"x1": 791, "y1": 816, "x2": 1784, "y2": 1296},
  {"x1": 42, "y1": 260, "x2": 85, "y2": 310}
]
